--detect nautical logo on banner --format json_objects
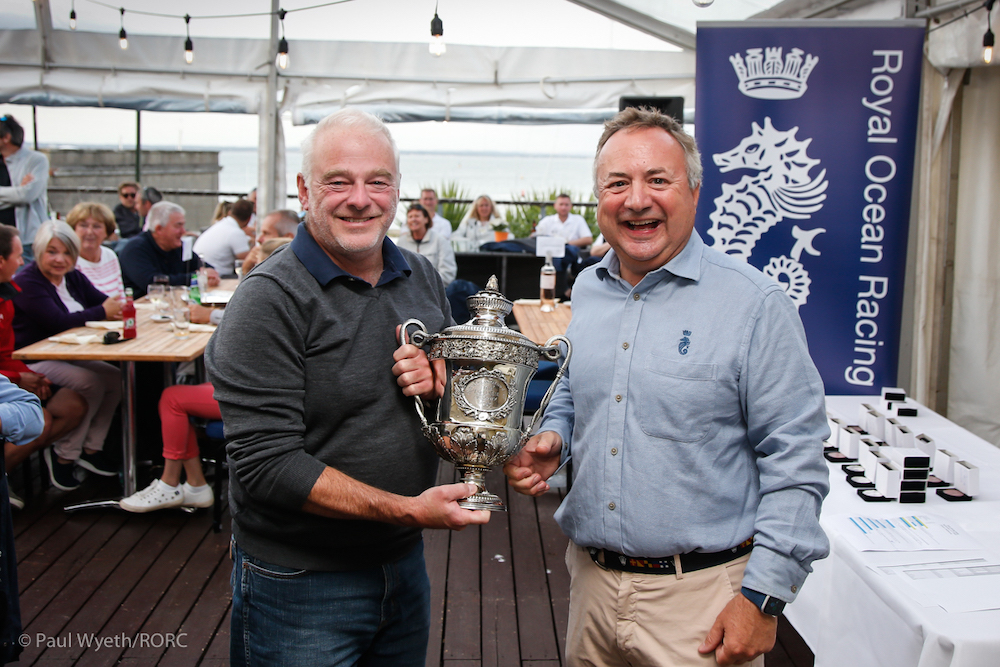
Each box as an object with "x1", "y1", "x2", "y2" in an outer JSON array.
[
  {"x1": 707, "y1": 47, "x2": 827, "y2": 310},
  {"x1": 729, "y1": 47, "x2": 818, "y2": 100}
]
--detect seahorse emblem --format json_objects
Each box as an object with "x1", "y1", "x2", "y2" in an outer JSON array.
[
  {"x1": 678, "y1": 330, "x2": 691, "y2": 356},
  {"x1": 708, "y1": 118, "x2": 828, "y2": 309}
]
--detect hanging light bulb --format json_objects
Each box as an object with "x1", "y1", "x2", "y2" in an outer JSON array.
[
  {"x1": 985, "y1": 28, "x2": 995, "y2": 64},
  {"x1": 276, "y1": 9, "x2": 289, "y2": 69},
  {"x1": 184, "y1": 15, "x2": 194, "y2": 64},
  {"x1": 119, "y1": 8, "x2": 128, "y2": 50},
  {"x1": 692, "y1": 0, "x2": 715, "y2": 6},
  {"x1": 69, "y1": 1, "x2": 77, "y2": 30},
  {"x1": 430, "y1": 4, "x2": 445, "y2": 56}
]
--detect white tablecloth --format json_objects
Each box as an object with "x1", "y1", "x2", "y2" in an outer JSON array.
[{"x1": 785, "y1": 396, "x2": 1000, "y2": 667}]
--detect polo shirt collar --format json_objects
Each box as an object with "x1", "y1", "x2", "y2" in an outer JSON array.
[
  {"x1": 596, "y1": 229, "x2": 705, "y2": 285},
  {"x1": 291, "y1": 222, "x2": 412, "y2": 287}
]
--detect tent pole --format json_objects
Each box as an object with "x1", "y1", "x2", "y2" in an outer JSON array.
[
  {"x1": 135, "y1": 110, "x2": 141, "y2": 183},
  {"x1": 32, "y1": 106, "x2": 38, "y2": 150},
  {"x1": 258, "y1": 0, "x2": 281, "y2": 219}
]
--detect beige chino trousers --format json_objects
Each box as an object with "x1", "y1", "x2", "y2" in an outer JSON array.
[{"x1": 565, "y1": 542, "x2": 764, "y2": 667}]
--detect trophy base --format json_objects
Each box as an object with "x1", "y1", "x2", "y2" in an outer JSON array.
[
  {"x1": 457, "y1": 466, "x2": 508, "y2": 512},
  {"x1": 458, "y1": 492, "x2": 507, "y2": 512}
]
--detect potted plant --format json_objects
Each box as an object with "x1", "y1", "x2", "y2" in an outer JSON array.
[{"x1": 491, "y1": 219, "x2": 510, "y2": 242}]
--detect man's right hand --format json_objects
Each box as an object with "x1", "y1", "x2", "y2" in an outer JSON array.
[
  {"x1": 503, "y1": 430, "x2": 563, "y2": 496},
  {"x1": 406, "y1": 482, "x2": 491, "y2": 530},
  {"x1": 17, "y1": 372, "x2": 52, "y2": 400}
]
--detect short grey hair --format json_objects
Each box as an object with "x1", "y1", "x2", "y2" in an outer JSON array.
[
  {"x1": 265, "y1": 209, "x2": 300, "y2": 237},
  {"x1": 33, "y1": 220, "x2": 81, "y2": 264},
  {"x1": 146, "y1": 201, "x2": 186, "y2": 231},
  {"x1": 300, "y1": 108, "x2": 400, "y2": 184},
  {"x1": 594, "y1": 107, "x2": 703, "y2": 194}
]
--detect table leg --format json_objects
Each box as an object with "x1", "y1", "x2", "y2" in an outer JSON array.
[{"x1": 64, "y1": 360, "x2": 138, "y2": 511}]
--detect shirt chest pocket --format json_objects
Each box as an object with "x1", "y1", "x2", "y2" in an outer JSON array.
[{"x1": 638, "y1": 357, "x2": 718, "y2": 443}]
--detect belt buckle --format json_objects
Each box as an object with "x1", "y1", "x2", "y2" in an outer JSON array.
[{"x1": 588, "y1": 547, "x2": 610, "y2": 571}]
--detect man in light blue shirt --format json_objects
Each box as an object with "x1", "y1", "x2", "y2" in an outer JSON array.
[{"x1": 505, "y1": 107, "x2": 829, "y2": 666}]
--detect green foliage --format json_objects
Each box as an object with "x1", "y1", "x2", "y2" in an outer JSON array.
[
  {"x1": 434, "y1": 181, "x2": 469, "y2": 231},
  {"x1": 505, "y1": 189, "x2": 598, "y2": 239}
]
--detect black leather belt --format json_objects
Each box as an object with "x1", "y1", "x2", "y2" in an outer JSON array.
[{"x1": 587, "y1": 538, "x2": 753, "y2": 575}]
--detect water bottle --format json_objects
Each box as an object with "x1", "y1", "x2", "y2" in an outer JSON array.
[{"x1": 189, "y1": 272, "x2": 201, "y2": 305}]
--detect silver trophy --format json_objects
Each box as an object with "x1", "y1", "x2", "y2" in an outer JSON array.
[{"x1": 400, "y1": 276, "x2": 571, "y2": 511}]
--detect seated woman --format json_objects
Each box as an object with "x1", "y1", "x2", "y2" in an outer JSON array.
[
  {"x1": 395, "y1": 203, "x2": 456, "y2": 284},
  {"x1": 0, "y1": 226, "x2": 86, "y2": 507},
  {"x1": 453, "y1": 195, "x2": 504, "y2": 250},
  {"x1": 66, "y1": 201, "x2": 125, "y2": 302},
  {"x1": 12, "y1": 221, "x2": 123, "y2": 490}
]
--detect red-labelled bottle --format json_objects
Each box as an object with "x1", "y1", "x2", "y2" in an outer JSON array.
[{"x1": 122, "y1": 288, "x2": 137, "y2": 340}]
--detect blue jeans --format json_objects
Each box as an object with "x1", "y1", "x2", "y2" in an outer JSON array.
[{"x1": 230, "y1": 539, "x2": 431, "y2": 667}]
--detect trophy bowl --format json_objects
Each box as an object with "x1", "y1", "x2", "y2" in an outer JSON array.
[{"x1": 401, "y1": 276, "x2": 571, "y2": 511}]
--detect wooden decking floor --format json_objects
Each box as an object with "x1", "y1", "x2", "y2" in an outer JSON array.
[{"x1": 11, "y1": 465, "x2": 814, "y2": 666}]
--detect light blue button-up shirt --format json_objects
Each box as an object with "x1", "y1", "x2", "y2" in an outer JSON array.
[
  {"x1": 539, "y1": 230, "x2": 830, "y2": 602},
  {"x1": 0, "y1": 145, "x2": 50, "y2": 245}
]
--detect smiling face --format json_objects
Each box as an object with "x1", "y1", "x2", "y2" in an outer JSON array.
[
  {"x1": 151, "y1": 212, "x2": 187, "y2": 252},
  {"x1": 256, "y1": 213, "x2": 285, "y2": 245},
  {"x1": 475, "y1": 198, "x2": 493, "y2": 221},
  {"x1": 298, "y1": 125, "x2": 398, "y2": 269},
  {"x1": 37, "y1": 236, "x2": 77, "y2": 284},
  {"x1": 407, "y1": 208, "x2": 431, "y2": 240},
  {"x1": 595, "y1": 126, "x2": 700, "y2": 286},
  {"x1": 0, "y1": 236, "x2": 24, "y2": 284},
  {"x1": 74, "y1": 216, "x2": 109, "y2": 257}
]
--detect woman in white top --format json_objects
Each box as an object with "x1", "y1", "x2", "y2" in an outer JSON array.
[
  {"x1": 66, "y1": 202, "x2": 125, "y2": 302},
  {"x1": 453, "y1": 195, "x2": 504, "y2": 250},
  {"x1": 395, "y1": 203, "x2": 456, "y2": 284}
]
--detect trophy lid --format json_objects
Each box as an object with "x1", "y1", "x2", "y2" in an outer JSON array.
[{"x1": 466, "y1": 276, "x2": 512, "y2": 329}]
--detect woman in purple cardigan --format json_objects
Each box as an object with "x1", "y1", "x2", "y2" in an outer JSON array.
[{"x1": 12, "y1": 221, "x2": 123, "y2": 491}]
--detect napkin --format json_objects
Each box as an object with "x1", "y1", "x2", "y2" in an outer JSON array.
[
  {"x1": 48, "y1": 333, "x2": 101, "y2": 345},
  {"x1": 134, "y1": 302, "x2": 155, "y2": 310},
  {"x1": 189, "y1": 324, "x2": 217, "y2": 333},
  {"x1": 85, "y1": 321, "x2": 124, "y2": 330}
]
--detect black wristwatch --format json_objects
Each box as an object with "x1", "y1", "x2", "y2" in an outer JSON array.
[{"x1": 741, "y1": 587, "x2": 785, "y2": 616}]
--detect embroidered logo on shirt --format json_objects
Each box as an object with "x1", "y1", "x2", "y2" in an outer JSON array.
[{"x1": 678, "y1": 330, "x2": 691, "y2": 355}]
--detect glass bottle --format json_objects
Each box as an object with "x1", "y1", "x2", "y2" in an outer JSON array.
[
  {"x1": 189, "y1": 272, "x2": 201, "y2": 305},
  {"x1": 540, "y1": 253, "x2": 556, "y2": 313},
  {"x1": 122, "y1": 288, "x2": 137, "y2": 339}
]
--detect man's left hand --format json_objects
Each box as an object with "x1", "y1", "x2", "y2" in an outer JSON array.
[
  {"x1": 698, "y1": 593, "x2": 777, "y2": 665},
  {"x1": 392, "y1": 332, "x2": 444, "y2": 401}
]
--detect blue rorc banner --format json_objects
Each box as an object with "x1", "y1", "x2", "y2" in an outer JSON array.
[{"x1": 694, "y1": 21, "x2": 925, "y2": 395}]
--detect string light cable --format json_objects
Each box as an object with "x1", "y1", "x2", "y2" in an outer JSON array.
[{"x1": 77, "y1": 0, "x2": 359, "y2": 65}]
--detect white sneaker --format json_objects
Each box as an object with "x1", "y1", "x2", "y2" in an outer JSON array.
[
  {"x1": 119, "y1": 479, "x2": 184, "y2": 513},
  {"x1": 7, "y1": 486, "x2": 24, "y2": 510},
  {"x1": 182, "y1": 482, "x2": 214, "y2": 509}
]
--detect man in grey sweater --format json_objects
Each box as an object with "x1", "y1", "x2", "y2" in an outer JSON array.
[{"x1": 206, "y1": 109, "x2": 488, "y2": 667}]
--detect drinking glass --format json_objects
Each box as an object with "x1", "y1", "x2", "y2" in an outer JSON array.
[
  {"x1": 171, "y1": 307, "x2": 191, "y2": 339},
  {"x1": 147, "y1": 284, "x2": 169, "y2": 321},
  {"x1": 152, "y1": 274, "x2": 170, "y2": 286},
  {"x1": 170, "y1": 285, "x2": 190, "y2": 308}
]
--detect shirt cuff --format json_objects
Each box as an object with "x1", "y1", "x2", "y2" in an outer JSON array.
[{"x1": 740, "y1": 544, "x2": 810, "y2": 604}]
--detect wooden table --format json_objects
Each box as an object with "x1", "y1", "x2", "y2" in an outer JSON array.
[
  {"x1": 14, "y1": 304, "x2": 218, "y2": 508},
  {"x1": 512, "y1": 299, "x2": 572, "y2": 344}
]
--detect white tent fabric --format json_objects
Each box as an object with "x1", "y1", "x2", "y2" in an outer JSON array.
[
  {"x1": 947, "y1": 65, "x2": 1000, "y2": 447},
  {"x1": 0, "y1": 29, "x2": 695, "y2": 124}
]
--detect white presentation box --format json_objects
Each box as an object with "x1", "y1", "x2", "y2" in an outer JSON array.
[
  {"x1": 933, "y1": 449, "x2": 959, "y2": 483},
  {"x1": 915, "y1": 434, "x2": 936, "y2": 458},
  {"x1": 875, "y1": 460, "x2": 902, "y2": 498},
  {"x1": 882, "y1": 447, "x2": 931, "y2": 470},
  {"x1": 860, "y1": 443, "x2": 882, "y2": 479},
  {"x1": 894, "y1": 424, "x2": 915, "y2": 449},
  {"x1": 954, "y1": 461, "x2": 980, "y2": 496}
]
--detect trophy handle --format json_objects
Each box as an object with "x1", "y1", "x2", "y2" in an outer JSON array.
[
  {"x1": 526, "y1": 335, "x2": 572, "y2": 435},
  {"x1": 398, "y1": 318, "x2": 433, "y2": 428}
]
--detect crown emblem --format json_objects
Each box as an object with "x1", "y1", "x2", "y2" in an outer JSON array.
[{"x1": 729, "y1": 47, "x2": 818, "y2": 100}]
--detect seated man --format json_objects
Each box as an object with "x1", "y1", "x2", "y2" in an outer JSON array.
[
  {"x1": 118, "y1": 201, "x2": 219, "y2": 297},
  {"x1": 194, "y1": 198, "x2": 253, "y2": 278},
  {"x1": 533, "y1": 194, "x2": 593, "y2": 248},
  {"x1": 241, "y1": 209, "x2": 299, "y2": 275}
]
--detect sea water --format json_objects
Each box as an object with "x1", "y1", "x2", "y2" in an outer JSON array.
[{"x1": 219, "y1": 148, "x2": 596, "y2": 207}]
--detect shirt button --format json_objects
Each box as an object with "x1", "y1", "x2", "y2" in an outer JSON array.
[
  {"x1": 608, "y1": 502, "x2": 616, "y2": 510},
  {"x1": 611, "y1": 447, "x2": 618, "y2": 455},
  {"x1": 615, "y1": 394, "x2": 622, "y2": 402},
  {"x1": 633, "y1": 293, "x2": 641, "y2": 301},
  {"x1": 791, "y1": 585, "x2": 798, "y2": 593},
  {"x1": 622, "y1": 342, "x2": 629, "y2": 350}
]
